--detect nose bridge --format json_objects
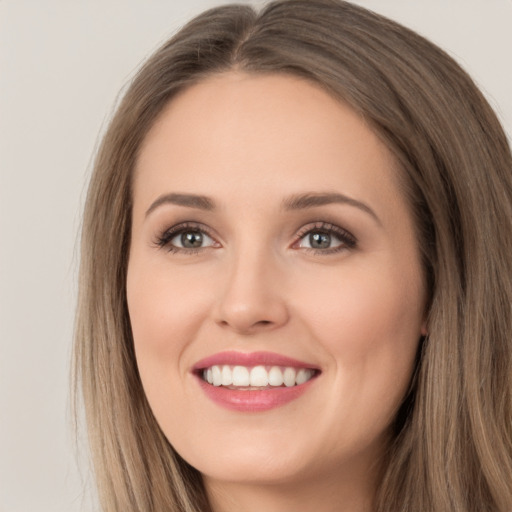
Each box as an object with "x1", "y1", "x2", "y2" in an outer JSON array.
[{"x1": 214, "y1": 238, "x2": 289, "y2": 333}]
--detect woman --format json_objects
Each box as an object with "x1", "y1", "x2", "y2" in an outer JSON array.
[{"x1": 74, "y1": 0, "x2": 512, "y2": 510}]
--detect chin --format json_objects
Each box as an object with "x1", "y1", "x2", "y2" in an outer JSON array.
[
  {"x1": 195, "y1": 454, "x2": 311, "y2": 486},
  {"x1": 175, "y1": 430, "x2": 316, "y2": 485}
]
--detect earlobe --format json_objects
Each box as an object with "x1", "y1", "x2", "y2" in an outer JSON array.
[
  {"x1": 420, "y1": 300, "x2": 430, "y2": 337},
  {"x1": 420, "y1": 319, "x2": 428, "y2": 337}
]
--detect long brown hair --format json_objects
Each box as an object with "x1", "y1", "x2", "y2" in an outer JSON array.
[{"x1": 74, "y1": 1, "x2": 512, "y2": 510}]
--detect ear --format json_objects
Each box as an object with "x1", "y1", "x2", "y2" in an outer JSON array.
[{"x1": 420, "y1": 314, "x2": 429, "y2": 337}]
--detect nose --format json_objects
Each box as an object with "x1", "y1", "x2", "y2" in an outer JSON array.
[{"x1": 213, "y1": 249, "x2": 290, "y2": 335}]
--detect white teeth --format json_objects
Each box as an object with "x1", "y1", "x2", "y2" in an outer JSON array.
[
  {"x1": 232, "y1": 366, "x2": 250, "y2": 386},
  {"x1": 268, "y1": 366, "x2": 284, "y2": 386},
  {"x1": 250, "y1": 366, "x2": 269, "y2": 387},
  {"x1": 221, "y1": 365, "x2": 232, "y2": 386},
  {"x1": 212, "y1": 365, "x2": 222, "y2": 386},
  {"x1": 202, "y1": 364, "x2": 316, "y2": 387},
  {"x1": 283, "y1": 367, "x2": 296, "y2": 387},
  {"x1": 296, "y1": 368, "x2": 313, "y2": 385}
]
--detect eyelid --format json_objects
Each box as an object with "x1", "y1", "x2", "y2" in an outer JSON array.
[
  {"x1": 154, "y1": 221, "x2": 221, "y2": 253},
  {"x1": 153, "y1": 220, "x2": 357, "y2": 255},
  {"x1": 292, "y1": 221, "x2": 357, "y2": 253}
]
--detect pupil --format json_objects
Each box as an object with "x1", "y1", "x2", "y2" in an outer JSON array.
[
  {"x1": 181, "y1": 231, "x2": 203, "y2": 248},
  {"x1": 310, "y1": 232, "x2": 331, "y2": 249}
]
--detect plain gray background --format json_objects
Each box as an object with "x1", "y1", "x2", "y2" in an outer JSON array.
[{"x1": 1, "y1": 1, "x2": 511, "y2": 511}]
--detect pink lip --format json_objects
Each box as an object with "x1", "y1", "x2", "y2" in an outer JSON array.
[
  {"x1": 192, "y1": 350, "x2": 320, "y2": 371},
  {"x1": 192, "y1": 351, "x2": 320, "y2": 412}
]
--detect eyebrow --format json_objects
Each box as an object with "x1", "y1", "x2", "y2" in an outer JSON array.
[
  {"x1": 145, "y1": 191, "x2": 380, "y2": 224},
  {"x1": 145, "y1": 193, "x2": 216, "y2": 217},
  {"x1": 282, "y1": 192, "x2": 380, "y2": 224}
]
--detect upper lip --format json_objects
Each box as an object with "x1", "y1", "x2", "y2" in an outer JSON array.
[{"x1": 192, "y1": 351, "x2": 320, "y2": 371}]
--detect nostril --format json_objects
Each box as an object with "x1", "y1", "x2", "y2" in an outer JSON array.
[{"x1": 251, "y1": 320, "x2": 275, "y2": 330}]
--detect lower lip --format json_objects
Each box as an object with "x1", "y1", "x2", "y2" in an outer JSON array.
[{"x1": 195, "y1": 375, "x2": 317, "y2": 412}]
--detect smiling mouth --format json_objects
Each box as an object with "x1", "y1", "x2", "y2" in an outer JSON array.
[
  {"x1": 193, "y1": 352, "x2": 320, "y2": 411},
  {"x1": 199, "y1": 365, "x2": 319, "y2": 389}
]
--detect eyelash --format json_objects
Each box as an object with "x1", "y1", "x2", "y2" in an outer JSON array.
[
  {"x1": 154, "y1": 221, "x2": 357, "y2": 255},
  {"x1": 154, "y1": 222, "x2": 217, "y2": 255},
  {"x1": 294, "y1": 222, "x2": 357, "y2": 254}
]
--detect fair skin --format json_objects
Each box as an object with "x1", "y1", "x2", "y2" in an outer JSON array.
[{"x1": 127, "y1": 72, "x2": 427, "y2": 512}]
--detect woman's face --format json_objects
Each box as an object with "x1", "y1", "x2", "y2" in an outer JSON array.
[{"x1": 127, "y1": 73, "x2": 427, "y2": 489}]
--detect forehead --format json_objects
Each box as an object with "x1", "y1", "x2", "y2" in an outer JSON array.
[{"x1": 133, "y1": 72, "x2": 403, "y2": 220}]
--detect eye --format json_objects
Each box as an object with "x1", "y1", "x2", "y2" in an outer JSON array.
[
  {"x1": 300, "y1": 231, "x2": 341, "y2": 250},
  {"x1": 155, "y1": 223, "x2": 219, "y2": 253},
  {"x1": 295, "y1": 222, "x2": 357, "y2": 253},
  {"x1": 172, "y1": 230, "x2": 214, "y2": 249}
]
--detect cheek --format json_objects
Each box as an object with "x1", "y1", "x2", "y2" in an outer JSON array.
[
  {"x1": 300, "y1": 265, "x2": 423, "y2": 343},
  {"x1": 126, "y1": 258, "x2": 216, "y2": 439},
  {"x1": 127, "y1": 260, "x2": 211, "y2": 362},
  {"x1": 294, "y1": 259, "x2": 424, "y2": 407}
]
